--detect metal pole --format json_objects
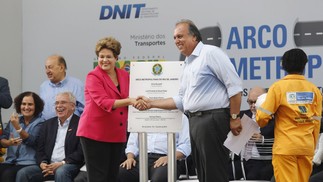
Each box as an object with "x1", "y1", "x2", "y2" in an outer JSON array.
[
  {"x1": 139, "y1": 132, "x2": 148, "y2": 182},
  {"x1": 168, "y1": 132, "x2": 176, "y2": 182}
]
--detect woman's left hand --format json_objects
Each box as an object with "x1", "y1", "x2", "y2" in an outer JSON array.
[{"x1": 10, "y1": 112, "x2": 20, "y2": 128}]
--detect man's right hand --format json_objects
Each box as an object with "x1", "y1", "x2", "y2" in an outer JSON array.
[{"x1": 230, "y1": 118, "x2": 242, "y2": 136}]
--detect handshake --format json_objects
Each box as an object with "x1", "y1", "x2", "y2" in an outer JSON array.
[
  {"x1": 131, "y1": 96, "x2": 151, "y2": 111},
  {"x1": 129, "y1": 96, "x2": 174, "y2": 111}
]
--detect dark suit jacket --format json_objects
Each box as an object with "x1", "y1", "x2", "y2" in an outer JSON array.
[
  {"x1": 0, "y1": 77, "x2": 12, "y2": 125},
  {"x1": 36, "y1": 114, "x2": 84, "y2": 166}
]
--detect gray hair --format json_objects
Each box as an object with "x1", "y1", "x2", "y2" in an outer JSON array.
[{"x1": 57, "y1": 91, "x2": 76, "y2": 105}]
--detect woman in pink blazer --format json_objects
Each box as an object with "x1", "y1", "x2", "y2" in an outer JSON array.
[{"x1": 77, "y1": 37, "x2": 137, "y2": 182}]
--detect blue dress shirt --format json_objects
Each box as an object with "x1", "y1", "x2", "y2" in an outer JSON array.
[
  {"x1": 40, "y1": 76, "x2": 84, "y2": 120},
  {"x1": 173, "y1": 42, "x2": 242, "y2": 113}
]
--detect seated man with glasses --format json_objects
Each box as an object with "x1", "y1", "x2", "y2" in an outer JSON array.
[
  {"x1": 240, "y1": 86, "x2": 274, "y2": 180},
  {"x1": 118, "y1": 115, "x2": 191, "y2": 182},
  {"x1": 16, "y1": 92, "x2": 84, "y2": 182}
]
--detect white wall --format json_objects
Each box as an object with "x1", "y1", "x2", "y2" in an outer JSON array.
[{"x1": 0, "y1": 0, "x2": 22, "y2": 124}]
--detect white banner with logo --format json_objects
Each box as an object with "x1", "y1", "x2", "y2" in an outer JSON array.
[{"x1": 128, "y1": 61, "x2": 183, "y2": 132}]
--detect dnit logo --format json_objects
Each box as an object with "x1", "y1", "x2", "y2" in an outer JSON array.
[{"x1": 100, "y1": 4, "x2": 146, "y2": 20}]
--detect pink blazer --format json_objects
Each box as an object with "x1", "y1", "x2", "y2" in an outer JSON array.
[{"x1": 77, "y1": 66, "x2": 130, "y2": 143}]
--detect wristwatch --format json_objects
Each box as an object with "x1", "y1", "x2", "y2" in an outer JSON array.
[{"x1": 230, "y1": 113, "x2": 240, "y2": 120}]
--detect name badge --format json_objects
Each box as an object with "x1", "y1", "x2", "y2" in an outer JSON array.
[{"x1": 286, "y1": 92, "x2": 314, "y2": 104}]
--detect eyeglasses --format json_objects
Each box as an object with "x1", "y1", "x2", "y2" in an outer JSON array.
[{"x1": 247, "y1": 100, "x2": 257, "y2": 105}]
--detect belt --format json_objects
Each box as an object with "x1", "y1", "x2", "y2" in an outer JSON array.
[
  {"x1": 185, "y1": 108, "x2": 229, "y2": 118},
  {"x1": 147, "y1": 153, "x2": 166, "y2": 157}
]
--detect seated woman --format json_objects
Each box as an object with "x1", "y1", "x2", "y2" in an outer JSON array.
[{"x1": 0, "y1": 91, "x2": 44, "y2": 182}]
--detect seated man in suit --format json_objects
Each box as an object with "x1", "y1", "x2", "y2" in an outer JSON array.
[
  {"x1": 241, "y1": 86, "x2": 274, "y2": 180},
  {"x1": 16, "y1": 91, "x2": 84, "y2": 182},
  {"x1": 118, "y1": 115, "x2": 191, "y2": 182}
]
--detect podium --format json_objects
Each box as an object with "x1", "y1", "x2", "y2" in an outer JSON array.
[
  {"x1": 138, "y1": 132, "x2": 177, "y2": 182},
  {"x1": 128, "y1": 61, "x2": 184, "y2": 182}
]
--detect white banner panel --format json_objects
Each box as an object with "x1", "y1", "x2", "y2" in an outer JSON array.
[
  {"x1": 22, "y1": 0, "x2": 323, "y2": 110},
  {"x1": 128, "y1": 61, "x2": 183, "y2": 132}
]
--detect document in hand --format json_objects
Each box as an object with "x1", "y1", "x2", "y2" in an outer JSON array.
[{"x1": 223, "y1": 114, "x2": 260, "y2": 155}]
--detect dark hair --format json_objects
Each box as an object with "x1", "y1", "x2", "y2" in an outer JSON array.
[
  {"x1": 176, "y1": 19, "x2": 202, "y2": 42},
  {"x1": 14, "y1": 91, "x2": 44, "y2": 117},
  {"x1": 281, "y1": 48, "x2": 308, "y2": 74}
]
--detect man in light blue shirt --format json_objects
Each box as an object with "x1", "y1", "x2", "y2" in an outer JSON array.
[
  {"x1": 40, "y1": 54, "x2": 84, "y2": 120},
  {"x1": 135, "y1": 19, "x2": 243, "y2": 182},
  {"x1": 118, "y1": 115, "x2": 191, "y2": 182}
]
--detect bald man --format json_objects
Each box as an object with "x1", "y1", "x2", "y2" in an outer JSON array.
[
  {"x1": 247, "y1": 87, "x2": 266, "y2": 115},
  {"x1": 40, "y1": 55, "x2": 84, "y2": 120}
]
